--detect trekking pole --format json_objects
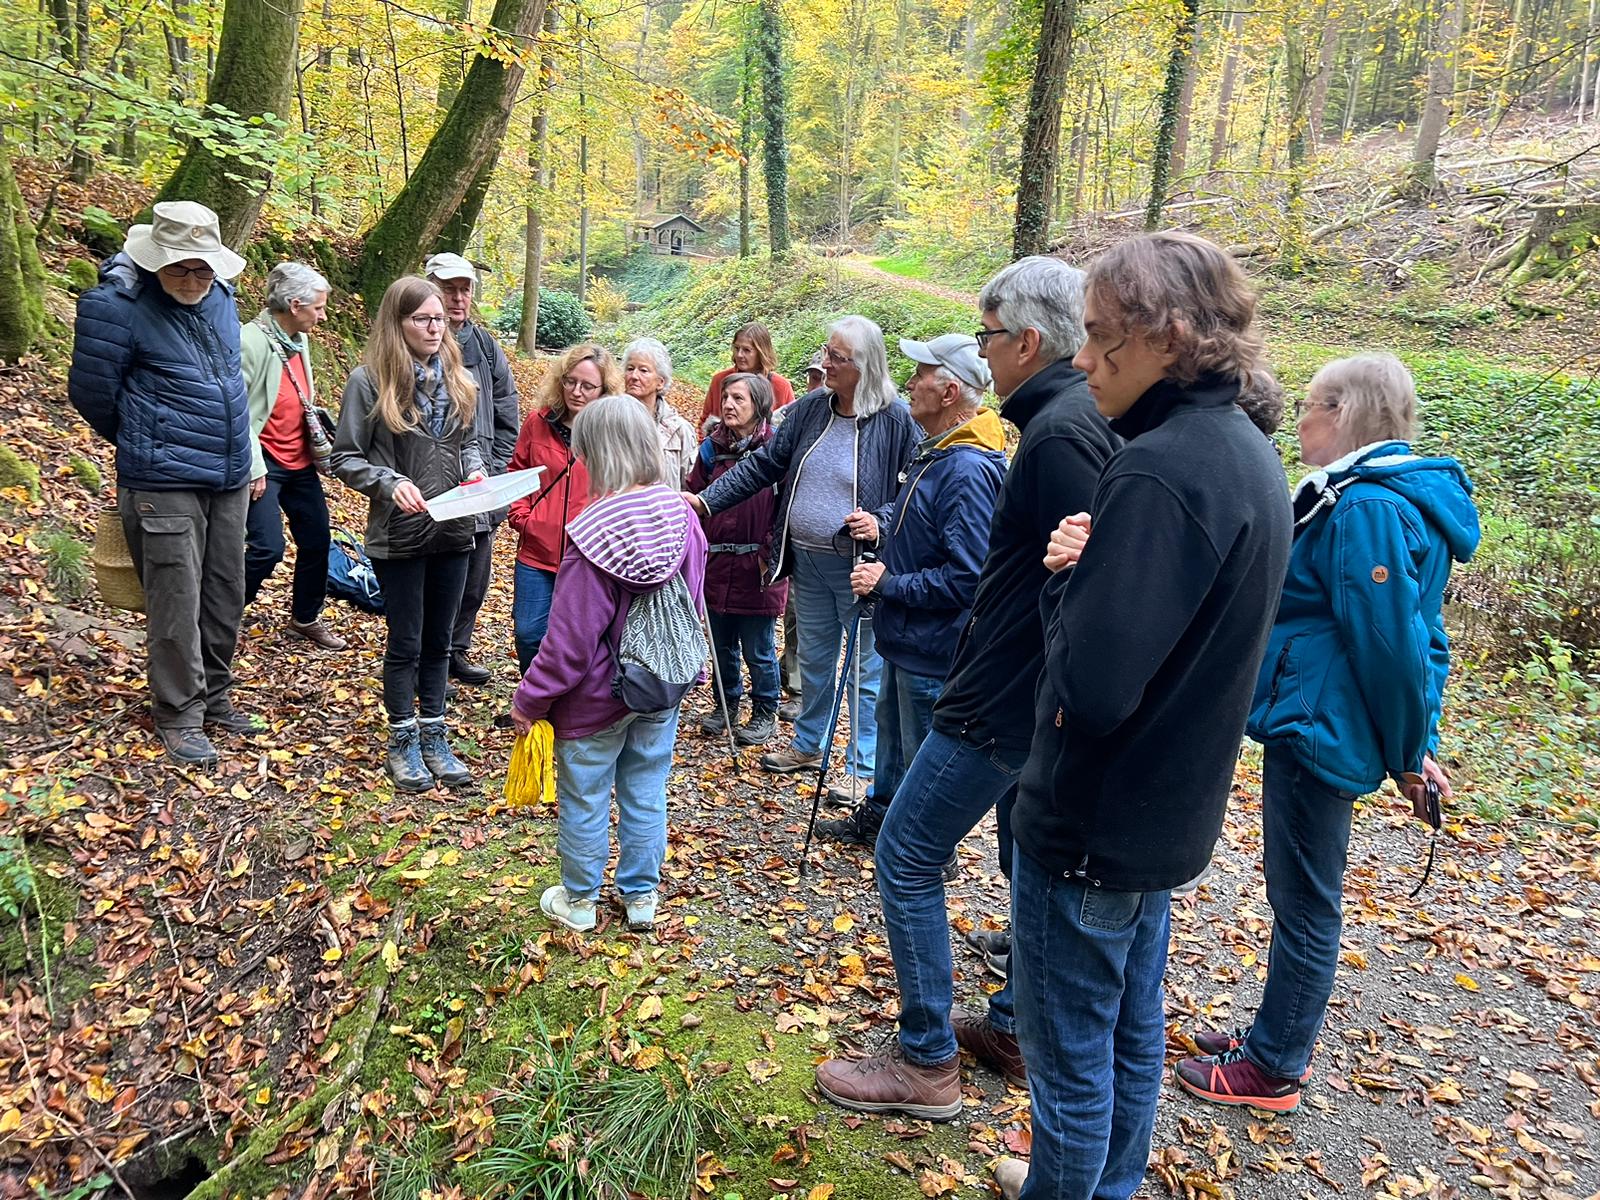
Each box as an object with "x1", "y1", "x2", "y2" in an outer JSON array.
[
  {"x1": 800, "y1": 608, "x2": 862, "y2": 875},
  {"x1": 699, "y1": 604, "x2": 740, "y2": 766}
]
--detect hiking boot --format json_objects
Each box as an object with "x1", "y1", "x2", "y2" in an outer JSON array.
[
  {"x1": 826, "y1": 775, "x2": 872, "y2": 808},
  {"x1": 966, "y1": 929, "x2": 1011, "y2": 980},
  {"x1": 760, "y1": 742, "x2": 822, "y2": 774},
  {"x1": 159, "y1": 726, "x2": 219, "y2": 769},
  {"x1": 288, "y1": 617, "x2": 347, "y2": 651},
  {"x1": 1173, "y1": 1047, "x2": 1301, "y2": 1112},
  {"x1": 735, "y1": 705, "x2": 777, "y2": 747},
  {"x1": 386, "y1": 718, "x2": 432, "y2": 793},
  {"x1": 814, "y1": 1045, "x2": 961, "y2": 1121},
  {"x1": 623, "y1": 890, "x2": 659, "y2": 932},
  {"x1": 541, "y1": 885, "x2": 597, "y2": 933},
  {"x1": 953, "y1": 1010, "x2": 1027, "y2": 1089},
  {"x1": 778, "y1": 697, "x2": 802, "y2": 722},
  {"x1": 699, "y1": 706, "x2": 734, "y2": 735},
  {"x1": 449, "y1": 653, "x2": 491, "y2": 686},
  {"x1": 994, "y1": 1158, "x2": 1029, "y2": 1200},
  {"x1": 205, "y1": 705, "x2": 268, "y2": 735},
  {"x1": 1190, "y1": 1028, "x2": 1313, "y2": 1083},
  {"x1": 815, "y1": 803, "x2": 883, "y2": 848},
  {"x1": 418, "y1": 717, "x2": 473, "y2": 789}
]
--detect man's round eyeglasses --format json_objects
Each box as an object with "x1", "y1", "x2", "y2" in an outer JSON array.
[
  {"x1": 407, "y1": 314, "x2": 447, "y2": 329},
  {"x1": 973, "y1": 327, "x2": 1011, "y2": 348}
]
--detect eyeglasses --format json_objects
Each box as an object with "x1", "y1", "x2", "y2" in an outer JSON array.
[
  {"x1": 562, "y1": 376, "x2": 602, "y2": 396},
  {"x1": 1292, "y1": 398, "x2": 1337, "y2": 419},
  {"x1": 973, "y1": 327, "x2": 1011, "y2": 348},
  {"x1": 822, "y1": 347, "x2": 855, "y2": 367},
  {"x1": 407, "y1": 314, "x2": 447, "y2": 329},
  {"x1": 160, "y1": 263, "x2": 215, "y2": 280}
]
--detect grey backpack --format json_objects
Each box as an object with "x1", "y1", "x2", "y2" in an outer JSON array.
[{"x1": 609, "y1": 574, "x2": 707, "y2": 712}]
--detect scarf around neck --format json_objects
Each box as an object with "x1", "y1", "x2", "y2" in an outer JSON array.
[{"x1": 413, "y1": 356, "x2": 449, "y2": 438}]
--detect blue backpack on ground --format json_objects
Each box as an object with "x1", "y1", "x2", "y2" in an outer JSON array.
[{"x1": 327, "y1": 527, "x2": 384, "y2": 613}]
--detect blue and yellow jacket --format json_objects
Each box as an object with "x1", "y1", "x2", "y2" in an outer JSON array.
[{"x1": 1247, "y1": 441, "x2": 1481, "y2": 794}]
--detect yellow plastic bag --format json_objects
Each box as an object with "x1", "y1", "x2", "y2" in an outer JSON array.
[{"x1": 506, "y1": 721, "x2": 556, "y2": 807}]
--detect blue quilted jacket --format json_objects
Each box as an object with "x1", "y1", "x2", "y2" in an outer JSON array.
[{"x1": 68, "y1": 253, "x2": 252, "y2": 493}]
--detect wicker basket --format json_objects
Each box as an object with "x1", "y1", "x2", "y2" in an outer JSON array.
[{"x1": 92, "y1": 505, "x2": 145, "y2": 613}]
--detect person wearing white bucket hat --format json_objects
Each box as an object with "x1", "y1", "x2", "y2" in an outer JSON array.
[{"x1": 68, "y1": 200, "x2": 260, "y2": 770}]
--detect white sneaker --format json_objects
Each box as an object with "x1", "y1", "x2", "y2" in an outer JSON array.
[
  {"x1": 540, "y1": 885, "x2": 596, "y2": 933},
  {"x1": 623, "y1": 890, "x2": 659, "y2": 932},
  {"x1": 994, "y1": 1158, "x2": 1029, "y2": 1200}
]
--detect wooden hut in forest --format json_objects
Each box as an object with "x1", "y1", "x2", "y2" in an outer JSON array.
[{"x1": 637, "y1": 213, "x2": 709, "y2": 256}]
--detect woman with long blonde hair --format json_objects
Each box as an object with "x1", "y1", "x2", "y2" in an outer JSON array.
[{"x1": 333, "y1": 275, "x2": 485, "y2": 792}]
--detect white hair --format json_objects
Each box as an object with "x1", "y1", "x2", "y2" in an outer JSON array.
[
  {"x1": 1309, "y1": 353, "x2": 1417, "y2": 448},
  {"x1": 827, "y1": 315, "x2": 898, "y2": 416},
  {"x1": 571, "y1": 393, "x2": 668, "y2": 493},
  {"x1": 622, "y1": 337, "x2": 673, "y2": 395},
  {"x1": 930, "y1": 366, "x2": 985, "y2": 411},
  {"x1": 978, "y1": 256, "x2": 1087, "y2": 363},
  {"x1": 265, "y1": 262, "x2": 330, "y2": 313}
]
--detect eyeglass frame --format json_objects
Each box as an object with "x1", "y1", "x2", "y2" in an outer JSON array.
[
  {"x1": 821, "y1": 346, "x2": 857, "y2": 367},
  {"x1": 1292, "y1": 396, "x2": 1338, "y2": 419},
  {"x1": 159, "y1": 262, "x2": 216, "y2": 280},
  {"x1": 561, "y1": 375, "x2": 603, "y2": 396},
  {"x1": 406, "y1": 313, "x2": 448, "y2": 329},
  {"x1": 973, "y1": 326, "x2": 1012, "y2": 348}
]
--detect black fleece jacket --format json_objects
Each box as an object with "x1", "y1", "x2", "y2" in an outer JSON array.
[
  {"x1": 932, "y1": 359, "x2": 1121, "y2": 750},
  {"x1": 1012, "y1": 375, "x2": 1292, "y2": 892}
]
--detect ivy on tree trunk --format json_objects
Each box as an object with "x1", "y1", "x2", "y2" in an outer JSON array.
[
  {"x1": 154, "y1": 0, "x2": 306, "y2": 249},
  {"x1": 356, "y1": 0, "x2": 549, "y2": 312},
  {"x1": 1145, "y1": 0, "x2": 1199, "y2": 229},
  {"x1": 1012, "y1": 0, "x2": 1079, "y2": 258}
]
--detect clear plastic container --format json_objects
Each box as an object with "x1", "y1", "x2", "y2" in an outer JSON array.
[{"x1": 425, "y1": 466, "x2": 547, "y2": 522}]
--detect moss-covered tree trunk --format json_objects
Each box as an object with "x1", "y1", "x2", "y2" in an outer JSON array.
[
  {"x1": 434, "y1": 150, "x2": 499, "y2": 256},
  {"x1": 1011, "y1": 0, "x2": 1079, "y2": 258},
  {"x1": 0, "y1": 134, "x2": 47, "y2": 362},
  {"x1": 357, "y1": 0, "x2": 548, "y2": 311},
  {"x1": 758, "y1": 0, "x2": 790, "y2": 256},
  {"x1": 1407, "y1": 0, "x2": 1464, "y2": 194},
  {"x1": 1144, "y1": 0, "x2": 1199, "y2": 229},
  {"x1": 154, "y1": 0, "x2": 305, "y2": 249},
  {"x1": 519, "y1": 5, "x2": 557, "y2": 356}
]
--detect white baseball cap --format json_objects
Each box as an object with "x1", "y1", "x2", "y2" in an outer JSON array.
[
  {"x1": 899, "y1": 333, "x2": 992, "y2": 393},
  {"x1": 423, "y1": 252, "x2": 478, "y2": 283}
]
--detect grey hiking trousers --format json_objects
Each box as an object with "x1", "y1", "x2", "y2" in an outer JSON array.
[{"x1": 118, "y1": 485, "x2": 248, "y2": 730}]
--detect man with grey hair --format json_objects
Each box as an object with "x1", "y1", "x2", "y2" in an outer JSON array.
[
  {"x1": 815, "y1": 256, "x2": 1121, "y2": 1121},
  {"x1": 425, "y1": 252, "x2": 521, "y2": 687},
  {"x1": 242, "y1": 261, "x2": 346, "y2": 650},
  {"x1": 816, "y1": 333, "x2": 1005, "y2": 849}
]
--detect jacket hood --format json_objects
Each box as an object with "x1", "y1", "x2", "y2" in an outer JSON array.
[
  {"x1": 931, "y1": 407, "x2": 1007, "y2": 455},
  {"x1": 1296, "y1": 440, "x2": 1480, "y2": 564},
  {"x1": 101, "y1": 252, "x2": 140, "y2": 292},
  {"x1": 566, "y1": 483, "x2": 694, "y2": 588}
]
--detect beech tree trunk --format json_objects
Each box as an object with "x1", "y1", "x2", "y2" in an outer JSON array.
[
  {"x1": 1146, "y1": 0, "x2": 1200, "y2": 228},
  {"x1": 155, "y1": 0, "x2": 306, "y2": 248},
  {"x1": 519, "y1": 5, "x2": 556, "y2": 356},
  {"x1": 357, "y1": 0, "x2": 548, "y2": 311},
  {"x1": 1307, "y1": 4, "x2": 1340, "y2": 145},
  {"x1": 758, "y1": 0, "x2": 791, "y2": 255},
  {"x1": 1012, "y1": 0, "x2": 1080, "y2": 257},
  {"x1": 0, "y1": 134, "x2": 46, "y2": 362},
  {"x1": 1208, "y1": 9, "x2": 1246, "y2": 170},
  {"x1": 1409, "y1": 0, "x2": 1464, "y2": 190}
]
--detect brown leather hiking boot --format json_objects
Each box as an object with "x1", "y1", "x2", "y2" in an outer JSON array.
[
  {"x1": 288, "y1": 617, "x2": 348, "y2": 651},
  {"x1": 953, "y1": 1010, "x2": 1027, "y2": 1089},
  {"x1": 814, "y1": 1045, "x2": 961, "y2": 1120}
]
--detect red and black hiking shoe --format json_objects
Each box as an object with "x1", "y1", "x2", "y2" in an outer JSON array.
[
  {"x1": 1173, "y1": 1047, "x2": 1301, "y2": 1113},
  {"x1": 1189, "y1": 1028, "x2": 1313, "y2": 1083}
]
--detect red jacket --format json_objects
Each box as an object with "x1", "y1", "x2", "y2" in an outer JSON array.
[
  {"x1": 506, "y1": 409, "x2": 591, "y2": 572},
  {"x1": 699, "y1": 368, "x2": 796, "y2": 429},
  {"x1": 686, "y1": 422, "x2": 789, "y2": 617}
]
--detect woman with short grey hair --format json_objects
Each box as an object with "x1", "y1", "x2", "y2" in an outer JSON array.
[
  {"x1": 241, "y1": 260, "x2": 345, "y2": 651},
  {"x1": 686, "y1": 313, "x2": 919, "y2": 797},
  {"x1": 1175, "y1": 349, "x2": 1479, "y2": 1112},
  {"x1": 622, "y1": 336, "x2": 698, "y2": 484},
  {"x1": 510, "y1": 394, "x2": 709, "y2": 935}
]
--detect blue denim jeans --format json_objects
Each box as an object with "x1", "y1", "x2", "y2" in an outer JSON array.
[
  {"x1": 1011, "y1": 850, "x2": 1171, "y2": 1200},
  {"x1": 553, "y1": 707, "x2": 681, "y2": 900},
  {"x1": 1243, "y1": 742, "x2": 1358, "y2": 1079},
  {"x1": 513, "y1": 562, "x2": 558, "y2": 674},
  {"x1": 875, "y1": 728, "x2": 1028, "y2": 1064},
  {"x1": 707, "y1": 611, "x2": 781, "y2": 709},
  {"x1": 865, "y1": 660, "x2": 943, "y2": 818},
  {"x1": 244, "y1": 452, "x2": 331, "y2": 624},
  {"x1": 790, "y1": 548, "x2": 880, "y2": 777}
]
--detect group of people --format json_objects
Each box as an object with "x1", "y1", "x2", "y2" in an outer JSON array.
[{"x1": 71, "y1": 200, "x2": 1481, "y2": 1200}]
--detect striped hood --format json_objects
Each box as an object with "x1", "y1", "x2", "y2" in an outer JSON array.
[{"x1": 565, "y1": 483, "x2": 695, "y2": 589}]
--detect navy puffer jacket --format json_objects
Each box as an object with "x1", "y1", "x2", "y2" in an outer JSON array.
[{"x1": 68, "y1": 253, "x2": 251, "y2": 493}]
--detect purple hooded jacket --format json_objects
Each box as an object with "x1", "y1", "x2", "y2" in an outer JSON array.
[{"x1": 512, "y1": 484, "x2": 708, "y2": 739}]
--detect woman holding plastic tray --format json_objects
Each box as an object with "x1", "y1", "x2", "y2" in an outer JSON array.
[{"x1": 333, "y1": 275, "x2": 485, "y2": 793}]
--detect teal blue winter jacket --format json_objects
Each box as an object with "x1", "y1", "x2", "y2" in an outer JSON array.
[{"x1": 1246, "y1": 441, "x2": 1480, "y2": 795}]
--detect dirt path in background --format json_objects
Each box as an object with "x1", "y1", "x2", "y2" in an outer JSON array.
[{"x1": 836, "y1": 257, "x2": 980, "y2": 308}]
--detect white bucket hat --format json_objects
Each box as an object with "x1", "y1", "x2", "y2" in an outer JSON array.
[{"x1": 123, "y1": 201, "x2": 245, "y2": 280}]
